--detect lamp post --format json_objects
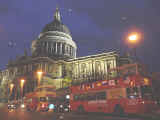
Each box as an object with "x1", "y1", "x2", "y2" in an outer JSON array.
[
  {"x1": 128, "y1": 33, "x2": 140, "y2": 61},
  {"x1": 37, "y1": 71, "x2": 43, "y2": 86},
  {"x1": 10, "y1": 84, "x2": 14, "y2": 95},
  {"x1": 20, "y1": 79, "x2": 25, "y2": 99},
  {"x1": 9, "y1": 83, "x2": 14, "y2": 101}
]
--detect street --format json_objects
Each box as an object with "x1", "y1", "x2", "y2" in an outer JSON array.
[{"x1": 0, "y1": 105, "x2": 160, "y2": 120}]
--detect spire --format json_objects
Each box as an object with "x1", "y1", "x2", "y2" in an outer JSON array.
[{"x1": 54, "y1": 6, "x2": 61, "y2": 22}]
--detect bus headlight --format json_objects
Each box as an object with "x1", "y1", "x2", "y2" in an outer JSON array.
[{"x1": 49, "y1": 104, "x2": 55, "y2": 109}]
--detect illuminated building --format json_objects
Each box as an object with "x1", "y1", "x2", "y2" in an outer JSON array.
[{"x1": 0, "y1": 7, "x2": 132, "y2": 99}]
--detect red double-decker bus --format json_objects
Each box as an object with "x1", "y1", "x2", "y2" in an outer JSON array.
[
  {"x1": 24, "y1": 85, "x2": 57, "y2": 112},
  {"x1": 70, "y1": 63, "x2": 157, "y2": 114}
]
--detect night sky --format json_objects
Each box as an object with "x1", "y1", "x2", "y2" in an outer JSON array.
[{"x1": 0, "y1": 0, "x2": 160, "y2": 72}]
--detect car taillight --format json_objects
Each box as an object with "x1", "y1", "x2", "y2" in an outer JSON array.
[
  {"x1": 141, "y1": 101, "x2": 145, "y2": 104},
  {"x1": 41, "y1": 104, "x2": 46, "y2": 108}
]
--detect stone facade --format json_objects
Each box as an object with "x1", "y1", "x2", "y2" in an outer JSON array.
[{"x1": 66, "y1": 51, "x2": 131, "y2": 84}]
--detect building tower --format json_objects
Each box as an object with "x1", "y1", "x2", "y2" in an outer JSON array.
[{"x1": 31, "y1": 7, "x2": 77, "y2": 60}]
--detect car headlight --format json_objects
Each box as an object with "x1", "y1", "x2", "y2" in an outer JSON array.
[
  {"x1": 21, "y1": 104, "x2": 25, "y2": 108},
  {"x1": 68, "y1": 105, "x2": 71, "y2": 108},
  {"x1": 49, "y1": 104, "x2": 55, "y2": 109},
  {"x1": 60, "y1": 105, "x2": 63, "y2": 108},
  {"x1": 64, "y1": 108, "x2": 68, "y2": 111}
]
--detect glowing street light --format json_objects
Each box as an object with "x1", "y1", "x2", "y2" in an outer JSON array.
[
  {"x1": 127, "y1": 32, "x2": 141, "y2": 61},
  {"x1": 20, "y1": 79, "x2": 25, "y2": 98},
  {"x1": 37, "y1": 71, "x2": 43, "y2": 86},
  {"x1": 128, "y1": 33, "x2": 139, "y2": 44},
  {"x1": 20, "y1": 79, "x2": 25, "y2": 88},
  {"x1": 10, "y1": 84, "x2": 14, "y2": 94},
  {"x1": 9, "y1": 83, "x2": 14, "y2": 100},
  {"x1": 129, "y1": 34, "x2": 137, "y2": 42}
]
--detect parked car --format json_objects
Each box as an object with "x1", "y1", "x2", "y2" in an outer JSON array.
[{"x1": 8, "y1": 101, "x2": 18, "y2": 109}]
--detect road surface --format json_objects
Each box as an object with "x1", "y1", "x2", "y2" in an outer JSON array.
[{"x1": 0, "y1": 105, "x2": 159, "y2": 120}]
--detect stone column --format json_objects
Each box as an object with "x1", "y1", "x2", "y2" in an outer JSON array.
[
  {"x1": 60, "y1": 43, "x2": 62, "y2": 54},
  {"x1": 51, "y1": 43, "x2": 53, "y2": 54},
  {"x1": 73, "y1": 48, "x2": 76, "y2": 58},
  {"x1": 55, "y1": 42, "x2": 57, "y2": 54},
  {"x1": 46, "y1": 42, "x2": 49, "y2": 53},
  {"x1": 65, "y1": 44, "x2": 67, "y2": 55}
]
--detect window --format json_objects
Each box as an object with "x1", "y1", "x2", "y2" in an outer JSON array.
[
  {"x1": 48, "y1": 97, "x2": 56, "y2": 103},
  {"x1": 87, "y1": 94, "x2": 96, "y2": 101},
  {"x1": 39, "y1": 97, "x2": 47, "y2": 102},
  {"x1": 126, "y1": 87, "x2": 140, "y2": 99},
  {"x1": 79, "y1": 94, "x2": 85, "y2": 101},
  {"x1": 96, "y1": 92, "x2": 106, "y2": 100}
]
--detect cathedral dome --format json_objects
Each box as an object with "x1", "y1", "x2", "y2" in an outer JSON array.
[
  {"x1": 42, "y1": 7, "x2": 71, "y2": 35},
  {"x1": 31, "y1": 7, "x2": 77, "y2": 59},
  {"x1": 42, "y1": 20, "x2": 71, "y2": 35}
]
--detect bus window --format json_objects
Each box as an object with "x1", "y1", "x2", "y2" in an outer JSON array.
[
  {"x1": 39, "y1": 97, "x2": 47, "y2": 102},
  {"x1": 126, "y1": 87, "x2": 140, "y2": 99},
  {"x1": 96, "y1": 92, "x2": 106, "y2": 100},
  {"x1": 87, "y1": 94, "x2": 96, "y2": 101},
  {"x1": 140, "y1": 86, "x2": 153, "y2": 100},
  {"x1": 48, "y1": 97, "x2": 56, "y2": 103}
]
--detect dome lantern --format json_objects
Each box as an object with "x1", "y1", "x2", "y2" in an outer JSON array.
[{"x1": 54, "y1": 6, "x2": 61, "y2": 22}]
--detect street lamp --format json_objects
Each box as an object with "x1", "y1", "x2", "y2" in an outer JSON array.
[
  {"x1": 128, "y1": 33, "x2": 139, "y2": 45},
  {"x1": 10, "y1": 83, "x2": 14, "y2": 95},
  {"x1": 9, "y1": 83, "x2": 14, "y2": 101},
  {"x1": 127, "y1": 32, "x2": 140, "y2": 61},
  {"x1": 20, "y1": 79, "x2": 25, "y2": 99},
  {"x1": 37, "y1": 71, "x2": 43, "y2": 86}
]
